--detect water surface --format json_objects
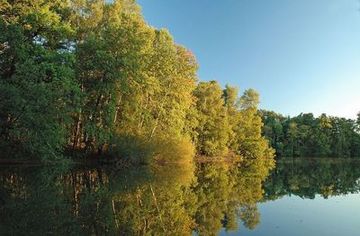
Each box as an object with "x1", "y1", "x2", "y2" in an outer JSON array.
[{"x1": 0, "y1": 159, "x2": 359, "y2": 235}]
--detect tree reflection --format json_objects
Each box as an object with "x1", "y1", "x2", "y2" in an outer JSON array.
[
  {"x1": 263, "y1": 159, "x2": 360, "y2": 200},
  {"x1": 192, "y1": 162, "x2": 268, "y2": 235},
  {"x1": 0, "y1": 156, "x2": 275, "y2": 235}
]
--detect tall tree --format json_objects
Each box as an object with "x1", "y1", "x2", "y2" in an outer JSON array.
[
  {"x1": 193, "y1": 81, "x2": 229, "y2": 156},
  {"x1": 232, "y1": 89, "x2": 274, "y2": 167},
  {"x1": 0, "y1": 0, "x2": 79, "y2": 159}
]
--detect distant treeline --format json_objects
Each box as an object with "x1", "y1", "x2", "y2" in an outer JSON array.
[
  {"x1": 0, "y1": 1, "x2": 273, "y2": 165},
  {"x1": 261, "y1": 110, "x2": 360, "y2": 158}
]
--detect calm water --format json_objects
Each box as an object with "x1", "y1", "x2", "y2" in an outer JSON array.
[{"x1": 0, "y1": 159, "x2": 360, "y2": 235}]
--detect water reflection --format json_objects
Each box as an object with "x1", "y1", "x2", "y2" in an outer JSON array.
[
  {"x1": 1, "y1": 159, "x2": 360, "y2": 235},
  {"x1": 264, "y1": 159, "x2": 360, "y2": 200}
]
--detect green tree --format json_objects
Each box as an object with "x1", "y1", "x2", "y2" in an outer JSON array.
[
  {"x1": 0, "y1": 0, "x2": 79, "y2": 159},
  {"x1": 260, "y1": 111, "x2": 360, "y2": 159},
  {"x1": 231, "y1": 89, "x2": 274, "y2": 168},
  {"x1": 193, "y1": 81, "x2": 230, "y2": 156}
]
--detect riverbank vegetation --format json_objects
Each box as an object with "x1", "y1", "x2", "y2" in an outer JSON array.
[
  {"x1": 0, "y1": 0, "x2": 273, "y2": 165},
  {"x1": 261, "y1": 111, "x2": 360, "y2": 158}
]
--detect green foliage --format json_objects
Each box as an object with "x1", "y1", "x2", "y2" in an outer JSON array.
[
  {"x1": 261, "y1": 111, "x2": 360, "y2": 158},
  {"x1": 193, "y1": 81, "x2": 230, "y2": 156},
  {"x1": 152, "y1": 137, "x2": 195, "y2": 164},
  {"x1": 0, "y1": 1, "x2": 79, "y2": 159},
  {"x1": 0, "y1": 0, "x2": 274, "y2": 166},
  {"x1": 232, "y1": 89, "x2": 274, "y2": 164},
  {"x1": 107, "y1": 135, "x2": 155, "y2": 165},
  {"x1": 107, "y1": 135, "x2": 195, "y2": 165}
]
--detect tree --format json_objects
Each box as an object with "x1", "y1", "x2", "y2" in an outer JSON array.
[
  {"x1": 356, "y1": 112, "x2": 360, "y2": 132},
  {"x1": 193, "y1": 81, "x2": 230, "y2": 156},
  {"x1": 260, "y1": 110, "x2": 360, "y2": 158},
  {"x1": 0, "y1": 0, "x2": 79, "y2": 159},
  {"x1": 0, "y1": 0, "x2": 276, "y2": 165},
  {"x1": 223, "y1": 85, "x2": 239, "y2": 150},
  {"x1": 232, "y1": 89, "x2": 274, "y2": 167}
]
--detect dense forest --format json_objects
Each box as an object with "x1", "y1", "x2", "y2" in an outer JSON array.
[
  {"x1": 0, "y1": 0, "x2": 273, "y2": 164},
  {"x1": 1, "y1": 0, "x2": 358, "y2": 164},
  {"x1": 261, "y1": 111, "x2": 360, "y2": 158}
]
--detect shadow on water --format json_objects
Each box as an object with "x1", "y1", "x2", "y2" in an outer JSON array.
[{"x1": 1, "y1": 158, "x2": 360, "y2": 235}]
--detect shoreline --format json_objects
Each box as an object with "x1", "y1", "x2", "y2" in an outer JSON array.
[{"x1": 1, "y1": 156, "x2": 359, "y2": 167}]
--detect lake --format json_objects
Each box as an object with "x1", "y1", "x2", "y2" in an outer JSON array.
[{"x1": 1, "y1": 159, "x2": 359, "y2": 235}]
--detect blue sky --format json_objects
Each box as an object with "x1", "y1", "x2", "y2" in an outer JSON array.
[{"x1": 137, "y1": 0, "x2": 360, "y2": 119}]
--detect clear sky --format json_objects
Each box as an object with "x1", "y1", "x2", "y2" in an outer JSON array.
[{"x1": 137, "y1": 0, "x2": 360, "y2": 119}]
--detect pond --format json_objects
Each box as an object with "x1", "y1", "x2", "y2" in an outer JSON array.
[{"x1": 0, "y1": 159, "x2": 359, "y2": 235}]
